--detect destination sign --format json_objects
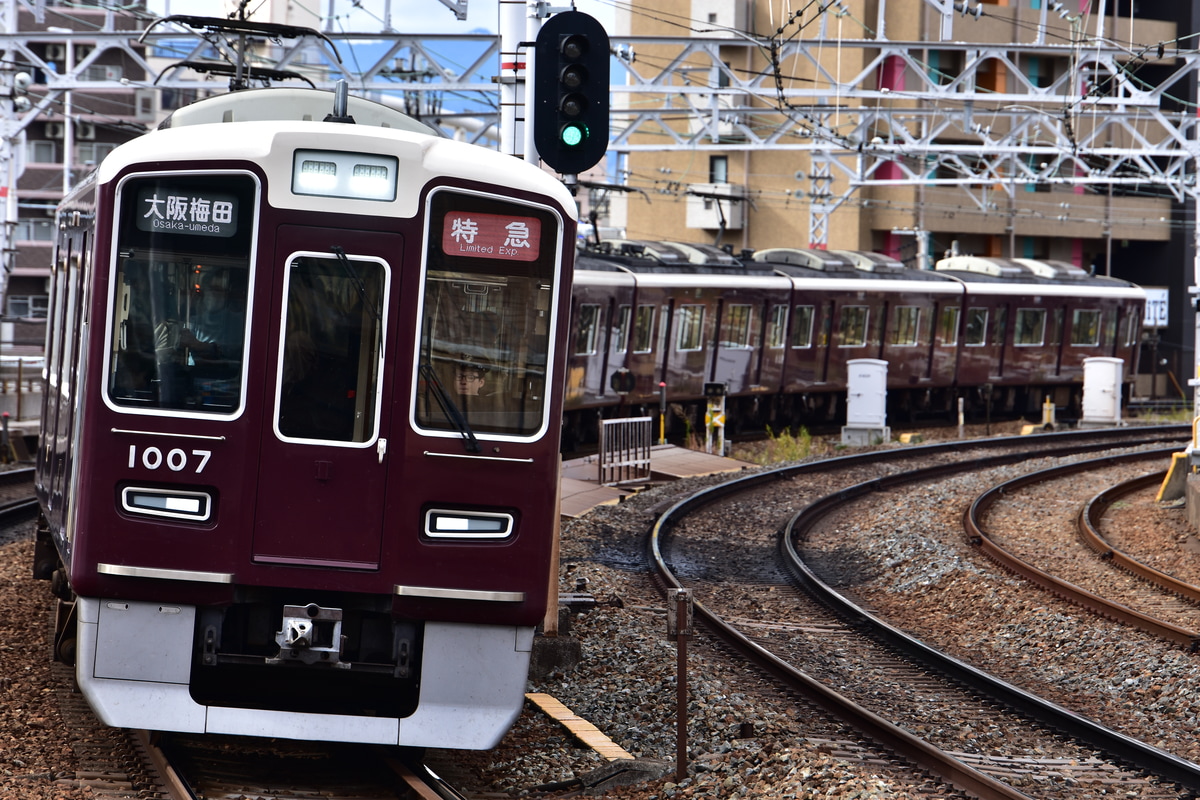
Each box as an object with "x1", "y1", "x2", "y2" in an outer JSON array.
[
  {"x1": 135, "y1": 187, "x2": 238, "y2": 238},
  {"x1": 442, "y1": 211, "x2": 541, "y2": 262}
]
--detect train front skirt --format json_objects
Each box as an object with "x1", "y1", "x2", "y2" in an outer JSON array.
[{"x1": 74, "y1": 597, "x2": 534, "y2": 747}]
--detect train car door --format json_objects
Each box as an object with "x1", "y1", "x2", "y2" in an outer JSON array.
[{"x1": 252, "y1": 226, "x2": 398, "y2": 569}]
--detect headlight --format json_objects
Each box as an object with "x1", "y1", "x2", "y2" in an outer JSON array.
[
  {"x1": 121, "y1": 486, "x2": 212, "y2": 522},
  {"x1": 424, "y1": 508, "x2": 514, "y2": 539}
]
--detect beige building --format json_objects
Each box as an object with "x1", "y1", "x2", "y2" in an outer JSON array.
[{"x1": 610, "y1": 0, "x2": 1181, "y2": 277}]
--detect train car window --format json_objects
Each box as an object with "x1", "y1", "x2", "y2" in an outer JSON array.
[
  {"x1": 766, "y1": 305, "x2": 787, "y2": 349},
  {"x1": 817, "y1": 304, "x2": 832, "y2": 347},
  {"x1": 790, "y1": 305, "x2": 814, "y2": 348},
  {"x1": 1014, "y1": 308, "x2": 1046, "y2": 346},
  {"x1": 939, "y1": 306, "x2": 960, "y2": 345},
  {"x1": 722, "y1": 304, "x2": 753, "y2": 349},
  {"x1": 614, "y1": 305, "x2": 631, "y2": 352},
  {"x1": 106, "y1": 173, "x2": 256, "y2": 415},
  {"x1": 676, "y1": 305, "x2": 705, "y2": 351},
  {"x1": 276, "y1": 254, "x2": 386, "y2": 443},
  {"x1": 965, "y1": 307, "x2": 988, "y2": 346},
  {"x1": 1103, "y1": 312, "x2": 1118, "y2": 348},
  {"x1": 574, "y1": 304, "x2": 601, "y2": 355},
  {"x1": 992, "y1": 307, "x2": 1008, "y2": 346},
  {"x1": 1125, "y1": 314, "x2": 1141, "y2": 347},
  {"x1": 1049, "y1": 308, "x2": 1064, "y2": 346},
  {"x1": 892, "y1": 306, "x2": 921, "y2": 346},
  {"x1": 633, "y1": 305, "x2": 656, "y2": 353},
  {"x1": 838, "y1": 306, "x2": 869, "y2": 347},
  {"x1": 415, "y1": 190, "x2": 561, "y2": 438}
]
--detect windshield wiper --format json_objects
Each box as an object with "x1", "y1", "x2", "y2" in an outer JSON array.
[
  {"x1": 419, "y1": 362, "x2": 481, "y2": 453},
  {"x1": 331, "y1": 245, "x2": 382, "y2": 325}
]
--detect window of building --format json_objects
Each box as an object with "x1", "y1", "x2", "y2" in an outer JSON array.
[
  {"x1": 83, "y1": 64, "x2": 121, "y2": 81},
  {"x1": 15, "y1": 218, "x2": 55, "y2": 241},
  {"x1": 76, "y1": 142, "x2": 118, "y2": 165},
  {"x1": 26, "y1": 140, "x2": 56, "y2": 163},
  {"x1": 7, "y1": 294, "x2": 48, "y2": 318},
  {"x1": 709, "y1": 155, "x2": 728, "y2": 185},
  {"x1": 136, "y1": 88, "x2": 156, "y2": 119}
]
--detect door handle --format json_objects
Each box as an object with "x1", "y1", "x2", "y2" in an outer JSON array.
[{"x1": 377, "y1": 438, "x2": 387, "y2": 463}]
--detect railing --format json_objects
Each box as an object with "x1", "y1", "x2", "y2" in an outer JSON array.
[{"x1": 598, "y1": 416, "x2": 653, "y2": 486}]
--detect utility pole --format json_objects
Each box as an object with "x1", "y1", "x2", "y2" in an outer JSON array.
[{"x1": 0, "y1": 0, "x2": 29, "y2": 314}]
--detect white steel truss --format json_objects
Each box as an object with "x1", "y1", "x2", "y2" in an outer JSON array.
[
  {"x1": 4, "y1": 26, "x2": 1196, "y2": 229},
  {"x1": 3, "y1": 0, "x2": 1200, "y2": 438}
]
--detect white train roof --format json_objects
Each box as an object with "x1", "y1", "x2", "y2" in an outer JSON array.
[
  {"x1": 94, "y1": 89, "x2": 575, "y2": 221},
  {"x1": 751, "y1": 247, "x2": 855, "y2": 271},
  {"x1": 935, "y1": 255, "x2": 1090, "y2": 281},
  {"x1": 160, "y1": 88, "x2": 441, "y2": 136}
]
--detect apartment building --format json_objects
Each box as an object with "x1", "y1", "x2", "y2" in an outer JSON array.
[
  {"x1": 610, "y1": 0, "x2": 1199, "y2": 386},
  {"x1": 4, "y1": 2, "x2": 152, "y2": 351}
]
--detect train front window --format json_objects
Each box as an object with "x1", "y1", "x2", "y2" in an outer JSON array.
[
  {"x1": 106, "y1": 173, "x2": 257, "y2": 415},
  {"x1": 415, "y1": 191, "x2": 561, "y2": 439},
  {"x1": 276, "y1": 254, "x2": 387, "y2": 444}
]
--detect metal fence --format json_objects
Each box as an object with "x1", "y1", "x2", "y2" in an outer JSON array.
[{"x1": 598, "y1": 416, "x2": 653, "y2": 486}]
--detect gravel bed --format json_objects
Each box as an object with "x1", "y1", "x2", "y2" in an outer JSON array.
[
  {"x1": 807, "y1": 452, "x2": 1200, "y2": 770},
  {"x1": 4, "y1": 427, "x2": 1196, "y2": 800},
  {"x1": 0, "y1": 528, "x2": 95, "y2": 800}
]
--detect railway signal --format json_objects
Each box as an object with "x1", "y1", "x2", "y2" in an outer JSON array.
[{"x1": 532, "y1": 10, "x2": 610, "y2": 175}]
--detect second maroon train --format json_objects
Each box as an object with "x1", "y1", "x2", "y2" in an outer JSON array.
[{"x1": 563, "y1": 241, "x2": 1145, "y2": 442}]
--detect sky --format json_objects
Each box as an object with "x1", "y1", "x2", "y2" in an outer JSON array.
[{"x1": 144, "y1": 0, "x2": 615, "y2": 35}]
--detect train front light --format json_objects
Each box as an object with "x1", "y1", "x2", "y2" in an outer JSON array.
[
  {"x1": 121, "y1": 486, "x2": 213, "y2": 522},
  {"x1": 292, "y1": 149, "x2": 397, "y2": 201},
  {"x1": 424, "y1": 508, "x2": 514, "y2": 540}
]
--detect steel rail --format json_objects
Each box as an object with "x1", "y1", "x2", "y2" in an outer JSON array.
[
  {"x1": 779, "y1": 445, "x2": 1200, "y2": 793},
  {"x1": 648, "y1": 428, "x2": 1199, "y2": 797},
  {"x1": 1076, "y1": 470, "x2": 1200, "y2": 604},
  {"x1": 964, "y1": 448, "x2": 1200, "y2": 648}
]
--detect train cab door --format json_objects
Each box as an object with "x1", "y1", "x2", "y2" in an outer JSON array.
[{"x1": 251, "y1": 226, "x2": 399, "y2": 569}]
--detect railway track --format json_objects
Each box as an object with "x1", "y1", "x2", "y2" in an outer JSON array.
[
  {"x1": 968, "y1": 454, "x2": 1200, "y2": 646},
  {"x1": 648, "y1": 424, "x2": 1196, "y2": 799}
]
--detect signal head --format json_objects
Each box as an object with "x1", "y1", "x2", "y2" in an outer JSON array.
[{"x1": 532, "y1": 11, "x2": 610, "y2": 175}]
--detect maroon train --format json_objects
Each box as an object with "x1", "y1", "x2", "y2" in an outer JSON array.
[
  {"x1": 32, "y1": 87, "x2": 576, "y2": 747},
  {"x1": 563, "y1": 242, "x2": 1145, "y2": 441}
]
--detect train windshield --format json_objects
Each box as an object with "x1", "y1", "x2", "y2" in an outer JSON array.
[
  {"x1": 415, "y1": 191, "x2": 560, "y2": 439},
  {"x1": 106, "y1": 173, "x2": 257, "y2": 415}
]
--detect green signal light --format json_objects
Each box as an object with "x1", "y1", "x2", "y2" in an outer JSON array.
[{"x1": 560, "y1": 123, "x2": 588, "y2": 148}]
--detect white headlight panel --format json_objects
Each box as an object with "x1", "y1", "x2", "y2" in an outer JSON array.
[
  {"x1": 292, "y1": 150, "x2": 398, "y2": 201},
  {"x1": 424, "y1": 509, "x2": 514, "y2": 539},
  {"x1": 122, "y1": 487, "x2": 213, "y2": 522}
]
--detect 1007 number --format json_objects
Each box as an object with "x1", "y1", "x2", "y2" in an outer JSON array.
[{"x1": 127, "y1": 445, "x2": 212, "y2": 474}]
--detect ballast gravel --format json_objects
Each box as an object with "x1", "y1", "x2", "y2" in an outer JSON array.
[{"x1": 3, "y1": 427, "x2": 1198, "y2": 799}]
